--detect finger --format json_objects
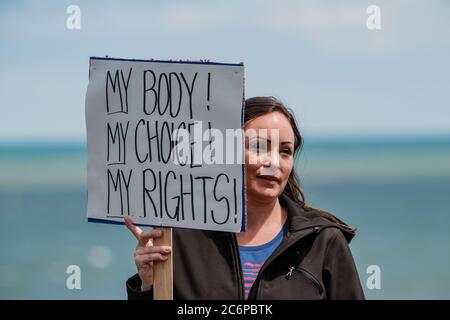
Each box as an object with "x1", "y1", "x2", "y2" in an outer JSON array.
[
  {"x1": 136, "y1": 246, "x2": 171, "y2": 255},
  {"x1": 138, "y1": 228, "x2": 163, "y2": 246},
  {"x1": 124, "y1": 216, "x2": 142, "y2": 240},
  {"x1": 136, "y1": 253, "x2": 168, "y2": 264}
]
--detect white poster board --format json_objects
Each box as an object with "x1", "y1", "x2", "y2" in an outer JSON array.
[{"x1": 85, "y1": 57, "x2": 245, "y2": 232}]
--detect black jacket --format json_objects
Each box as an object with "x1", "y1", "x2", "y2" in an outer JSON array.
[{"x1": 127, "y1": 193, "x2": 365, "y2": 300}]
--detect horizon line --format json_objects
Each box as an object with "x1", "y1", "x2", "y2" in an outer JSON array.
[{"x1": 1, "y1": 133, "x2": 450, "y2": 149}]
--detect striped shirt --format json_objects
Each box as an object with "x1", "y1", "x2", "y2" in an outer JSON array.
[{"x1": 239, "y1": 223, "x2": 287, "y2": 299}]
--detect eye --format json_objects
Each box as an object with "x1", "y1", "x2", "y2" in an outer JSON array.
[
  {"x1": 281, "y1": 148, "x2": 292, "y2": 155},
  {"x1": 248, "y1": 141, "x2": 259, "y2": 150},
  {"x1": 258, "y1": 140, "x2": 268, "y2": 150},
  {"x1": 249, "y1": 139, "x2": 268, "y2": 151}
]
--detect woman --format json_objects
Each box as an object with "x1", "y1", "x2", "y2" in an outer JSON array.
[{"x1": 124, "y1": 96, "x2": 365, "y2": 300}]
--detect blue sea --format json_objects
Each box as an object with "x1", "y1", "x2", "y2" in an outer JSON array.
[{"x1": 1, "y1": 138, "x2": 449, "y2": 299}]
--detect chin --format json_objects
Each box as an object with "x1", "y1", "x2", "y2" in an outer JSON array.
[{"x1": 248, "y1": 186, "x2": 281, "y2": 200}]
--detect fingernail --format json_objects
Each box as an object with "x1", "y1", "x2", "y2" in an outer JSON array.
[
  {"x1": 164, "y1": 247, "x2": 171, "y2": 253},
  {"x1": 155, "y1": 230, "x2": 162, "y2": 236}
]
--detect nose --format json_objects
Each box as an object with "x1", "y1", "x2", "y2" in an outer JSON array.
[{"x1": 260, "y1": 150, "x2": 280, "y2": 174}]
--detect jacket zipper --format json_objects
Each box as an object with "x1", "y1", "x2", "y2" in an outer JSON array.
[
  {"x1": 249, "y1": 226, "x2": 320, "y2": 299},
  {"x1": 230, "y1": 233, "x2": 244, "y2": 300},
  {"x1": 286, "y1": 266, "x2": 324, "y2": 295}
]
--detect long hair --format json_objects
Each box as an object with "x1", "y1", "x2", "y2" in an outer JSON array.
[{"x1": 244, "y1": 96, "x2": 355, "y2": 235}]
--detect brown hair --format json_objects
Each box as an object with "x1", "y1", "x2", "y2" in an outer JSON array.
[{"x1": 244, "y1": 96, "x2": 356, "y2": 235}]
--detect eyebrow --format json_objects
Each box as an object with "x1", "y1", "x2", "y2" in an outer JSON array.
[{"x1": 250, "y1": 137, "x2": 294, "y2": 145}]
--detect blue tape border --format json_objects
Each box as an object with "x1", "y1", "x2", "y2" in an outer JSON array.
[
  {"x1": 90, "y1": 56, "x2": 244, "y2": 67},
  {"x1": 88, "y1": 217, "x2": 157, "y2": 228},
  {"x1": 240, "y1": 99, "x2": 246, "y2": 232}
]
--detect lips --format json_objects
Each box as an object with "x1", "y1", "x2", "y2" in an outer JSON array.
[{"x1": 257, "y1": 175, "x2": 280, "y2": 182}]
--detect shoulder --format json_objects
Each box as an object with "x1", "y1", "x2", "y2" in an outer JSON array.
[
  {"x1": 279, "y1": 193, "x2": 357, "y2": 243},
  {"x1": 318, "y1": 227, "x2": 349, "y2": 250},
  {"x1": 306, "y1": 206, "x2": 357, "y2": 244}
]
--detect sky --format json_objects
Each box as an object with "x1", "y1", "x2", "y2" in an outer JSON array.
[{"x1": 1, "y1": 0, "x2": 449, "y2": 142}]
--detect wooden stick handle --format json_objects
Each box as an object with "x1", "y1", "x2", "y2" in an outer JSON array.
[{"x1": 152, "y1": 227, "x2": 173, "y2": 300}]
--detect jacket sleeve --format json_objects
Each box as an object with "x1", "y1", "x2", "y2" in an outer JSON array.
[
  {"x1": 322, "y1": 229, "x2": 365, "y2": 300},
  {"x1": 126, "y1": 273, "x2": 153, "y2": 300}
]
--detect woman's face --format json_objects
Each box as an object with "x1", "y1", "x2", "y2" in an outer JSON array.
[{"x1": 244, "y1": 111, "x2": 295, "y2": 202}]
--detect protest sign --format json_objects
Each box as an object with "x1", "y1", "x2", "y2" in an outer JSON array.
[{"x1": 85, "y1": 57, "x2": 245, "y2": 232}]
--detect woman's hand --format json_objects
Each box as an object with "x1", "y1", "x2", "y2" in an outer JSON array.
[{"x1": 124, "y1": 216, "x2": 172, "y2": 292}]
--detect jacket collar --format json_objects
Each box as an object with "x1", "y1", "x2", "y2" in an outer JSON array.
[{"x1": 279, "y1": 193, "x2": 356, "y2": 243}]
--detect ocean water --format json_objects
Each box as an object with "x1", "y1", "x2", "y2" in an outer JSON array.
[{"x1": 0, "y1": 138, "x2": 449, "y2": 299}]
